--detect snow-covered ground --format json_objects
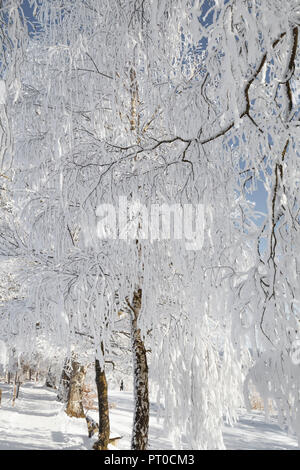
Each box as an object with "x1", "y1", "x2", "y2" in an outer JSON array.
[{"x1": 0, "y1": 382, "x2": 298, "y2": 450}]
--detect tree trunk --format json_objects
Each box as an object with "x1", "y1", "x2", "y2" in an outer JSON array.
[
  {"x1": 93, "y1": 353, "x2": 110, "y2": 450},
  {"x1": 65, "y1": 359, "x2": 86, "y2": 418},
  {"x1": 12, "y1": 371, "x2": 19, "y2": 406},
  {"x1": 45, "y1": 366, "x2": 57, "y2": 389},
  {"x1": 128, "y1": 66, "x2": 149, "y2": 449},
  {"x1": 57, "y1": 358, "x2": 71, "y2": 402},
  {"x1": 16, "y1": 380, "x2": 21, "y2": 399},
  {"x1": 130, "y1": 289, "x2": 149, "y2": 450}
]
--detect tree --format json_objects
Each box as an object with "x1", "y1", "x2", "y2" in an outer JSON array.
[
  {"x1": 93, "y1": 348, "x2": 110, "y2": 450},
  {"x1": 1, "y1": 0, "x2": 300, "y2": 450},
  {"x1": 65, "y1": 356, "x2": 86, "y2": 418}
]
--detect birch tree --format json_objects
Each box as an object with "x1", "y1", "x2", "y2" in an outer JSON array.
[{"x1": 1, "y1": 0, "x2": 300, "y2": 450}]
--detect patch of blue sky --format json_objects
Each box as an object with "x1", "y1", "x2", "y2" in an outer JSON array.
[
  {"x1": 230, "y1": 133, "x2": 268, "y2": 230},
  {"x1": 21, "y1": 0, "x2": 43, "y2": 36}
]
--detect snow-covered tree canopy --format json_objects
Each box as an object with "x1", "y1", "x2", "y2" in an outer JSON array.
[{"x1": 0, "y1": 0, "x2": 299, "y2": 449}]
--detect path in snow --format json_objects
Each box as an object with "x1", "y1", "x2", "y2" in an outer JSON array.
[
  {"x1": 0, "y1": 383, "x2": 89, "y2": 450},
  {"x1": 0, "y1": 382, "x2": 298, "y2": 450}
]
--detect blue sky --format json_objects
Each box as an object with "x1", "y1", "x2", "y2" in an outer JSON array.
[{"x1": 21, "y1": 0, "x2": 42, "y2": 34}]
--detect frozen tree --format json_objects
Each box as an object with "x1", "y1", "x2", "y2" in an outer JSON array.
[{"x1": 1, "y1": 0, "x2": 300, "y2": 450}]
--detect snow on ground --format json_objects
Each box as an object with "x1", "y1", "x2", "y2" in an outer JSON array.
[
  {"x1": 0, "y1": 382, "x2": 298, "y2": 450},
  {"x1": 0, "y1": 382, "x2": 89, "y2": 450}
]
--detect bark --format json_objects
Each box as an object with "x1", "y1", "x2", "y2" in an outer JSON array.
[
  {"x1": 127, "y1": 63, "x2": 149, "y2": 450},
  {"x1": 130, "y1": 289, "x2": 149, "y2": 450},
  {"x1": 57, "y1": 358, "x2": 71, "y2": 402},
  {"x1": 93, "y1": 352, "x2": 110, "y2": 450},
  {"x1": 45, "y1": 366, "x2": 57, "y2": 389},
  {"x1": 65, "y1": 359, "x2": 86, "y2": 418},
  {"x1": 16, "y1": 381, "x2": 21, "y2": 399},
  {"x1": 12, "y1": 372, "x2": 19, "y2": 406},
  {"x1": 12, "y1": 384, "x2": 17, "y2": 406}
]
